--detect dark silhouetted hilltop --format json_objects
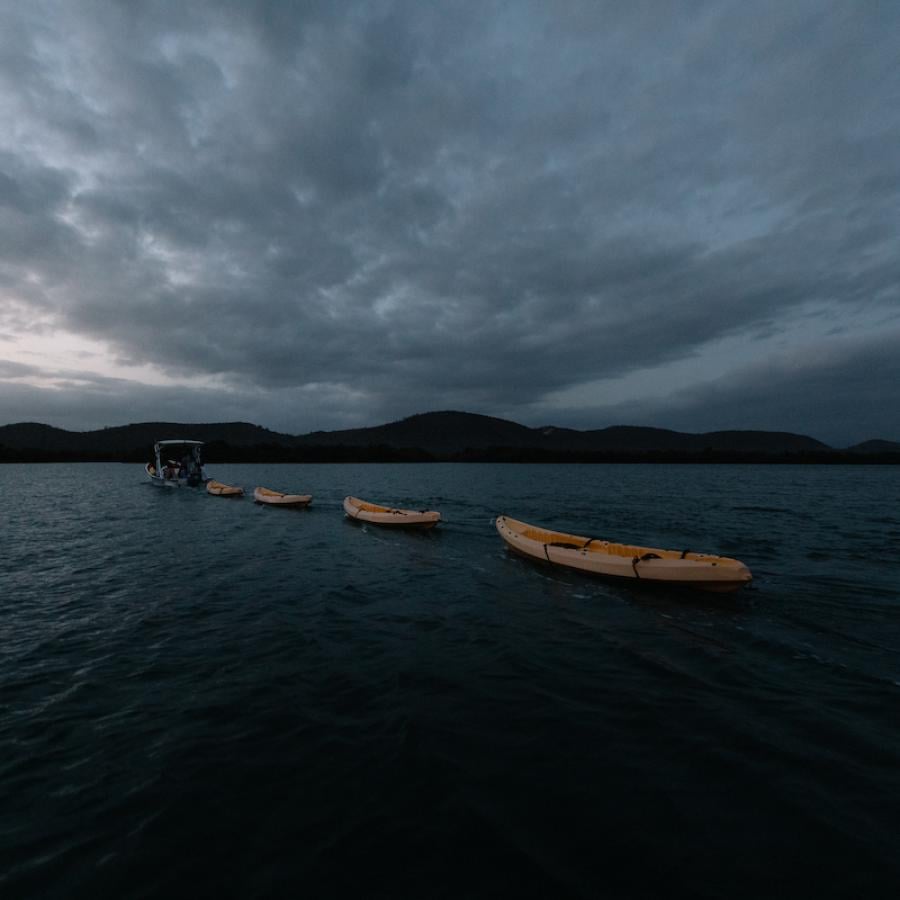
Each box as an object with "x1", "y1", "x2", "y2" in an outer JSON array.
[
  {"x1": 296, "y1": 411, "x2": 540, "y2": 454},
  {"x1": 0, "y1": 421, "x2": 293, "y2": 458},
  {"x1": 297, "y1": 412, "x2": 834, "y2": 455},
  {"x1": 846, "y1": 439, "x2": 900, "y2": 454}
]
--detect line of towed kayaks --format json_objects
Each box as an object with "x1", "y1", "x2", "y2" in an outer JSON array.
[
  {"x1": 201, "y1": 479, "x2": 752, "y2": 593},
  {"x1": 208, "y1": 482, "x2": 440, "y2": 526},
  {"x1": 147, "y1": 439, "x2": 752, "y2": 593}
]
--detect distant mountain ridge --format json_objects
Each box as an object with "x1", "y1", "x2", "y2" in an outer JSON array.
[
  {"x1": 845, "y1": 439, "x2": 900, "y2": 454},
  {"x1": 0, "y1": 421, "x2": 293, "y2": 453},
  {"x1": 1, "y1": 411, "x2": 898, "y2": 461},
  {"x1": 293, "y1": 412, "x2": 838, "y2": 454}
]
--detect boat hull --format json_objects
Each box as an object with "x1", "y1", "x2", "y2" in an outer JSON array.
[
  {"x1": 496, "y1": 515, "x2": 751, "y2": 593},
  {"x1": 344, "y1": 496, "x2": 441, "y2": 529},
  {"x1": 145, "y1": 463, "x2": 205, "y2": 488},
  {"x1": 254, "y1": 487, "x2": 312, "y2": 507}
]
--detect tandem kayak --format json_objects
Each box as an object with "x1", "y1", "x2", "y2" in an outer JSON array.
[
  {"x1": 343, "y1": 496, "x2": 441, "y2": 529},
  {"x1": 496, "y1": 515, "x2": 751, "y2": 593},
  {"x1": 253, "y1": 486, "x2": 312, "y2": 507}
]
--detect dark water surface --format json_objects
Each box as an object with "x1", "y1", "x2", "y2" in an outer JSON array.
[{"x1": 2, "y1": 463, "x2": 899, "y2": 898}]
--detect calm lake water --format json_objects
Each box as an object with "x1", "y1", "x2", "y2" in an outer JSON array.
[{"x1": 2, "y1": 462, "x2": 899, "y2": 898}]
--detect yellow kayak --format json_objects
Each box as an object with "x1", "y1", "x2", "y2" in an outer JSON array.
[
  {"x1": 206, "y1": 480, "x2": 244, "y2": 497},
  {"x1": 344, "y1": 496, "x2": 441, "y2": 529},
  {"x1": 253, "y1": 486, "x2": 312, "y2": 507},
  {"x1": 496, "y1": 515, "x2": 751, "y2": 593}
]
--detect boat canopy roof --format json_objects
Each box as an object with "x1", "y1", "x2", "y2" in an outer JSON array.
[{"x1": 155, "y1": 440, "x2": 204, "y2": 446}]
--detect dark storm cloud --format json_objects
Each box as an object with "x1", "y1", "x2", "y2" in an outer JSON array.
[
  {"x1": 0, "y1": 359, "x2": 41, "y2": 379},
  {"x1": 561, "y1": 328, "x2": 900, "y2": 447},
  {"x1": 1, "y1": 0, "x2": 898, "y2": 439}
]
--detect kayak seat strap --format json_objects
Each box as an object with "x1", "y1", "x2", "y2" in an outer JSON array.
[
  {"x1": 544, "y1": 542, "x2": 579, "y2": 562},
  {"x1": 631, "y1": 552, "x2": 662, "y2": 578}
]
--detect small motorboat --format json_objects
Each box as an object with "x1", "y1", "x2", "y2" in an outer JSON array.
[
  {"x1": 254, "y1": 486, "x2": 312, "y2": 507},
  {"x1": 496, "y1": 515, "x2": 752, "y2": 593},
  {"x1": 145, "y1": 440, "x2": 209, "y2": 488},
  {"x1": 207, "y1": 480, "x2": 244, "y2": 497},
  {"x1": 343, "y1": 496, "x2": 441, "y2": 529}
]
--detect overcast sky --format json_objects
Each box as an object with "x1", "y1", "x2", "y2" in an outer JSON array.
[{"x1": 1, "y1": 0, "x2": 898, "y2": 445}]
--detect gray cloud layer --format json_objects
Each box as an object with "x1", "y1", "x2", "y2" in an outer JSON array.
[{"x1": 1, "y1": 1, "x2": 898, "y2": 442}]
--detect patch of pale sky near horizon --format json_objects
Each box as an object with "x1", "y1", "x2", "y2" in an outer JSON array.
[{"x1": 0, "y1": 330, "x2": 217, "y2": 389}]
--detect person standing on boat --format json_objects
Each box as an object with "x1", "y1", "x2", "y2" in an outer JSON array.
[{"x1": 188, "y1": 453, "x2": 203, "y2": 486}]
